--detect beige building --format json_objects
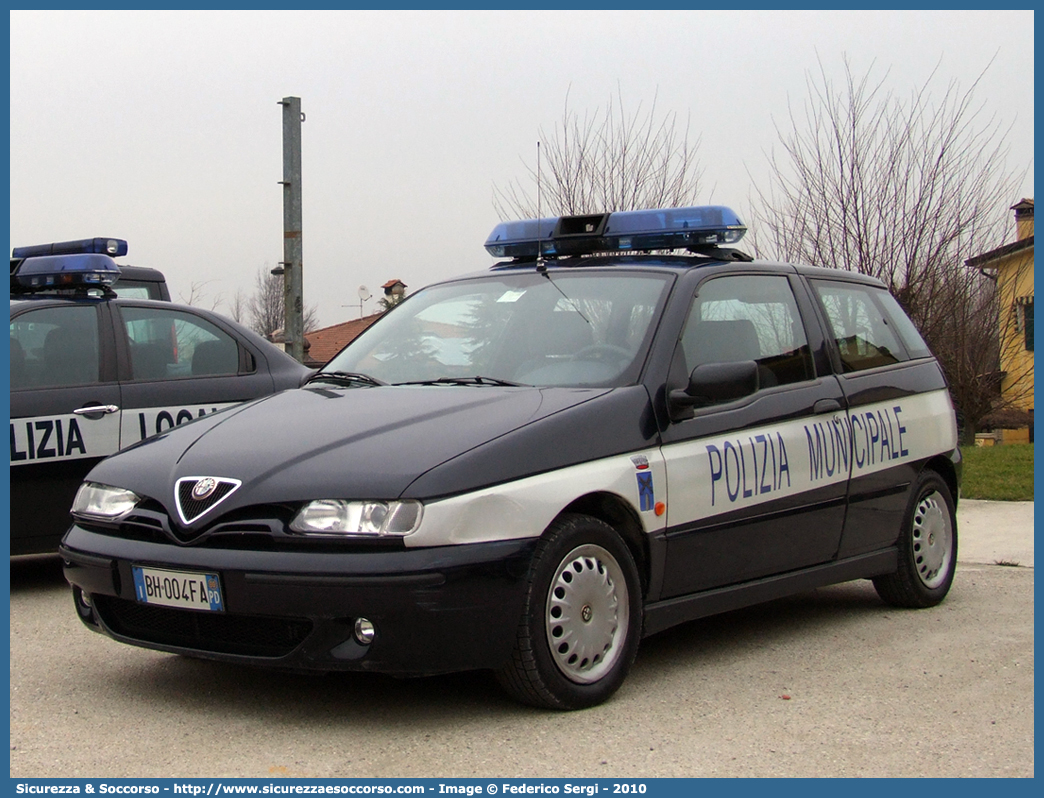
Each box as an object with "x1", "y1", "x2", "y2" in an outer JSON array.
[{"x1": 966, "y1": 199, "x2": 1034, "y2": 443}]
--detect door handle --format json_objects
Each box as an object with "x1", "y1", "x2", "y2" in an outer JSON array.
[
  {"x1": 73, "y1": 404, "x2": 120, "y2": 418},
  {"x1": 813, "y1": 398, "x2": 842, "y2": 414}
]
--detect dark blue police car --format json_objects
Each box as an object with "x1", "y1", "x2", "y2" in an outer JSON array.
[
  {"x1": 60, "y1": 210, "x2": 960, "y2": 709},
  {"x1": 10, "y1": 238, "x2": 310, "y2": 555}
]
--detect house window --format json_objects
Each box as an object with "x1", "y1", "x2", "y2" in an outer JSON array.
[
  {"x1": 1015, "y1": 296, "x2": 1034, "y2": 352},
  {"x1": 1023, "y1": 299, "x2": 1034, "y2": 352}
]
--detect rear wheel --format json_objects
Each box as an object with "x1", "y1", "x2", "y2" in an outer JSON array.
[
  {"x1": 496, "y1": 514, "x2": 642, "y2": 710},
  {"x1": 873, "y1": 470, "x2": 957, "y2": 608}
]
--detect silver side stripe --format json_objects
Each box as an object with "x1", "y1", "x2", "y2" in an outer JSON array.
[
  {"x1": 10, "y1": 402, "x2": 238, "y2": 467},
  {"x1": 409, "y1": 390, "x2": 957, "y2": 548}
]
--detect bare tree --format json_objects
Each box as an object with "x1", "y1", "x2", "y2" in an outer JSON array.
[
  {"x1": 750, "y1": 56, "x2": 1030, "y2": 442},
  {"x1": 177, "y1": 280, "x2": 223, "y2": 311},
  {"x1": 247, "y1": 266, "x2": 319, "y2": 338},
  {"x1": 225, "y1": 288, "x2": 246, "y2": 325},
  {"x1": 931, "y1": 262, "x2": 1003, "y2": 444},
  {"x1": 493, "y1": 88, "x2": 704, "y2": 219}
]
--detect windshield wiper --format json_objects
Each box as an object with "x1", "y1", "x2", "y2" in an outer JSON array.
[
  {"x1": 394, "y1": 376, "x2": 527, "y2": 387},
  {"x1": 305, "y1": 371, "x2": 386, "y2": 388}
]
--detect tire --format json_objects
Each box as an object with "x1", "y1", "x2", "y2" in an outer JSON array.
[
  {"x1": 873, "y1": 470, "x2": 957, "y2": 608},
  {"x1": 495, "y1": 513, "x2": 642, "y2": 710}
]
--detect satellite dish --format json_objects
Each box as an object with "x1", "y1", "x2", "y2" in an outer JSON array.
[{"x1": 358, "y1": 285, "x2": 371, "y2": 300}]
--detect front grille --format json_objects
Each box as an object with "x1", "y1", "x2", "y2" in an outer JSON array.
[
  {"x1": 94, "y1": 596, "x2": 312, "y2": 658},
  {"x1": 176, "y1": 478, "x2": 240, "y2": 525}
]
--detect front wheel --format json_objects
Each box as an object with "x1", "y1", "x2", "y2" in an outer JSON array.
[
  {"x1": 495, "y1": 514, "x2": 642, "y2": 710},
  {"x1": 873, "y1": 470, "x2": 957, "y2": 608}
]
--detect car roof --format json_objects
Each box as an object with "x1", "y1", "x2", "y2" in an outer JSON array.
[
  {"x1": 114, "y1": 264, "x2": 166, "y2": 282},
  {"x1": 474, "y1": 253, "x2": 887, "y2": 289},
  {"x1": 12, "y1": 293, "x2": 205, "y2": 315}
]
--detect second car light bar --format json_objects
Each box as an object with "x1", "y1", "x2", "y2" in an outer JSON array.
[
  {"x1": 12, "y1": 237, "x2": 128, "y2": 259},
  {"x1": 10, "y1": 253, "x2": 122, "y2": 292}
]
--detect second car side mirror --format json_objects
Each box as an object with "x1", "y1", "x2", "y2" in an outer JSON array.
[{"x1": 669, "y1": 360, "x2": 759, "y2": 412}]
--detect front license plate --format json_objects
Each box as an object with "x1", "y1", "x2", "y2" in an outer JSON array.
[{"x1": 132, "y1": 566, "x2": 224, "y2": 612}]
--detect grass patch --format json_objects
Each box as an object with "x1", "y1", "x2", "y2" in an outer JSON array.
[{"x1": 959, "y1": 444, "x2": 1034, "y2": 501}]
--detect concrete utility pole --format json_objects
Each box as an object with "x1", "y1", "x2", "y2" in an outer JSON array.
[{"x1": 278, "y1": 96, "x2": 305, "y2": 363}]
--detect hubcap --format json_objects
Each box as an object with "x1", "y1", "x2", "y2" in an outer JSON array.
[
  {"x1": 545, "y1": 544, "x2": 630, "y2": 684},
  {"x1": 911, "y1": 490, "x2": 953, "y2": 589}
]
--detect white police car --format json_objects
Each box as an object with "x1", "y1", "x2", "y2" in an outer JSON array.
[
  {"x1": 60, "y1": 209, "x2": 960, "y2": 709},
  {"x1": 10, "y1": 238, "x2": 311, "y2": 555}
]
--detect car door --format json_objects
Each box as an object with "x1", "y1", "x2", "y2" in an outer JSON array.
[
  {"x1": 10, "y1": 300, "x2": 122, "y2": 554},
  {"x1": 658, "y1": 271, "x2": 850, "y2": 598},
  {"x1": 112, "y1": 303, "x2": 276, "y2": 446},
  {"x1": 808, "y1": 277, "x2": 956, "y2": 559}
]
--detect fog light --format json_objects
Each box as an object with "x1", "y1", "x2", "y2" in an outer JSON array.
[
  {"x1": 73, "y1": 587, "x2": 95, "y2": 624},
  {"x1": 354, "y1": 618, "x2": 375, "y2": 645}
]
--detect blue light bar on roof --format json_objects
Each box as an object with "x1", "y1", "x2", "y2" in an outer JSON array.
[
  {"x1": 11, "y1": 253, "x2": 122, "y2": 292},
  {"x1": 482, "y1": 217, "x2": 559, "y2": 259},
  {"x1": 484, "y1": 206, "x2": 746, "y2": 259},
  {"x1": 12, "y1": 237, "x2": 128, "y2": 259}
]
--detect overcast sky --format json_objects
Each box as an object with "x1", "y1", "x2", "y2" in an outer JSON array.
[{"x1": 9, "y1": 9, "x2": 1035, "y2": 329}]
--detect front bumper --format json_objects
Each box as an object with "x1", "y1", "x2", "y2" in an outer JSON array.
[{"x1": 61, "y1": 524, "x2": 536, "y2": 676}]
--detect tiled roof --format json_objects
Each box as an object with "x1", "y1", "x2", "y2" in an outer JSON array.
[{"x1": 303, "y1": 313, "x2": 383, "y2": 367}]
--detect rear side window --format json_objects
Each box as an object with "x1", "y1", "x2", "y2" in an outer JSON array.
[
  {"x1": 119, "y1": 306, "x2": 242, "y2": 381},
  {"x1": 876, "y1": 290, "x2": 932, "y2": 359},
  {"x1": 111, "y1": 282, "x2": 159, "y2": 300},
  {"x1": 812, "y1": 280, "x2": 926, "y2": 372}
]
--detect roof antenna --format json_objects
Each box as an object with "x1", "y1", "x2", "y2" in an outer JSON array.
[
  {"x1": 536, "y1": 141, "x2": 547, "y2": 273},
  {"x1": 532, "y1": 142, "x2": 591, "y2": 325}
]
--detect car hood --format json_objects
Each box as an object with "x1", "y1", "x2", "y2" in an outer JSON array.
[{"x1": 86, "y1": 385, "x2": 653, "y2": 527}]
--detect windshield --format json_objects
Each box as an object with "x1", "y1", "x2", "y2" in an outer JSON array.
[{"x1": 323, "y1": 270, "x2": 672, "y2": 388}]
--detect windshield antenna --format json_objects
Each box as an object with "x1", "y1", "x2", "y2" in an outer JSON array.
[
  {"x1": 533, "y1": 140, "x2": 590, "y2": 323},
  {"x1": 536, "y1": 140, "x2": 546, "y2": 272}
]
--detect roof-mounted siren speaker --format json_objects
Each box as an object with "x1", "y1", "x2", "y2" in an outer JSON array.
[{"x1": 551, "y1": 213, "x2": 611, "y2": 256}]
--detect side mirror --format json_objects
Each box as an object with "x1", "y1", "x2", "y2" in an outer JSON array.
[{"x1": 669, "y1": 360, "x2": 759, "y2": 412}]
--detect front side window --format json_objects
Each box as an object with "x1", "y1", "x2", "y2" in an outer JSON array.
[
  {"x1": 679, "y1": 274, "x2": 814, "y2": 392},
  {"x1": 812, "y1": 280, "x2": 911, "y2": 372},
  {"x1": 10, "y1": 304, "x2": 101, "y2": 389},
  {"x1": 119, "y1": 307, "x2": 241, "y2": 381},
  {"x1": 325, "y1": 271, "x2": 672, "y2": 388}
]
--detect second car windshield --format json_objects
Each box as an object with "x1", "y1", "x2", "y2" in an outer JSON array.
[{"x1": 323, "y1": 270, "x2": 672, "y2": 388}]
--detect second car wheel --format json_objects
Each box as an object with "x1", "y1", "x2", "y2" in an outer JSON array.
[
  {"x1": 873, "y1": 469, "x2": 958, "y2": 609},
  {"x1": 495, "y1": 513, "x2": 642, "y2": 710}
]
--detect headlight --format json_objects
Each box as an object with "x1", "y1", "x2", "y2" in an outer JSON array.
[
  {"x1": 71, "y1": 482, "x2": 140, "y2": 520},
  {"x1": 289, "y1": 500, "x2": 423, "y2": 536}
]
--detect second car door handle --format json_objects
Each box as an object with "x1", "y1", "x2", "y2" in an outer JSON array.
[
  {"x1": 813, "y1": 398, "x2": 842, "y2": 414},
  {"x1": 73, "y1": 404, "x2": 120, "y2": 417}
]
